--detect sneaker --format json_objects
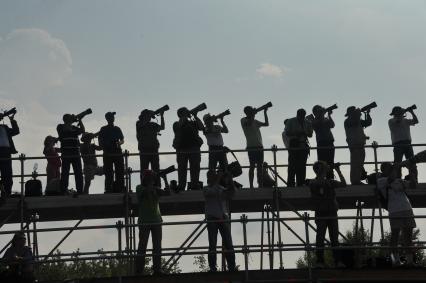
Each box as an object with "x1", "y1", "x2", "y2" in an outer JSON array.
[{"x1": 391, "y1": 253, "x2": 402, "y2": 267}]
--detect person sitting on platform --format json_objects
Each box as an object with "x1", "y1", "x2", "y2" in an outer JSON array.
[
  {"x1": 203, "y1": 170, "x2": 236, "y2": 272},
  {"x1": 80, "y1": 133, "x2": 103, "y2": 194},
  {"x1": 285, "y1": 109, "x2": 313, "y2": 187},
  {"x1": 135, "y1": 170, "x2": 170, "y2": 275},
  {"x1": 378, "y1": 162, "x2": 417, "y2": 267},
  {"x1": 309, "y1": 161, "x2": 346, "y2": 268},
  {"x1": 1, "y1": 232, "x2": 35, "y2": 283}
]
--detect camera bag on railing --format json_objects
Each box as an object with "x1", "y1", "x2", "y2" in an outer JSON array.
[{"x1": 226, "y1": 149, "x2": 242, "y2": 178}]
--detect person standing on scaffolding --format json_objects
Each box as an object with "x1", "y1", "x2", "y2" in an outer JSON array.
[
  {"x1": 0, "y1": 108, "x2": 19, "y2": 197},
  {"x1": 388, "y1": 106, "x2": 419, "y2": 183},
  {"x1": 241, "y1": 105, "x2": 270, "y2": 189},
  {"x1": 312, "y1": 105, "x2": 335, "y2": 179},
  {"x1": 135, "y1": 169, "x2": 170, "y2": 275},
  {"x1": 98, "y1": 112, "x2": 125, "y2": 193},
  {"x1": 203, "y1": 113, "x2": 229, "y2": 171},
  {"x1": 309, "y1": 161, "x2": 347, "y2": 268},
  {"x1": 136, "y1": 109, "x2": 165, "y2": 185}
]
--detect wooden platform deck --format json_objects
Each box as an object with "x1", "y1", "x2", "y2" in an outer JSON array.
[{"x1": 1, "y1": 184, "x2": 426, "y2": 224}]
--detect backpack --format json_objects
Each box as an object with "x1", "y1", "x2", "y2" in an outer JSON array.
[{"x1": 25, "y1": 179, "x2": 42, "y2": 197}]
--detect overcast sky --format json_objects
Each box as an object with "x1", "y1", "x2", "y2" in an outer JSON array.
[{"x1": 1, "y1": 0, "x2": 426, "y2": 272}]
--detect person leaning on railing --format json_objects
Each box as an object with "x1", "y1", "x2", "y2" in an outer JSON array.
[
  {"x1": 0, "y1": 111, "x2": 19, "y2": 197},
  {"x1": 135, "y1": 170, "x2": 170, "y2": 275},
  {"x1": 344, "y1": 106, "x2": 372, "y2": 185},
  {"x1": 309, "y1": 161, "x2": 347, "y2": 268},
  {"x1": 388, "y1": 106, "x2": 419, "y2": 182},
  {"x1": 377, "y1": 162, "x2": 417, "y2": 267}
]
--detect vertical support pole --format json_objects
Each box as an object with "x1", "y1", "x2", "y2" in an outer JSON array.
[
  {"x1": 241, "y1": 214, "x2": 249, "y2": 282},
  {"x1": 123, "y1": 150, "x2": 130, "y2": 256},
  {"x1": 32, "y1": 215, "x2": 39, "y2": 257},
  {"x1": 266, "y1": 205, "x2": 273, "y2": 270},
  {"x1": 272, "y1": 145, "x2": 278, "y2": 187},
  {"x1": 369, "y1": 208, "x2": 375, "y2": 243},
  {"x1": 271, "y1": 205, "x2": 275, "y2": 269},
  {"x1": 274, "y1": 189, "x2": 284, "y2": 269},
  {"x1": 304, "y1": 212, "x2": 313, "y2": 283},
  {"x1": 117, "y1": 220, "x2": 123, "y2": 256},
  {"x1": 19, "y1": 154, "x2": 26, "y2": 230},
  {"x1": 372, "y1": 142, "x2": 385, "y2": 240},
  {"x1": 260, "y1": 208, "x2": 265, "y2": 270}
]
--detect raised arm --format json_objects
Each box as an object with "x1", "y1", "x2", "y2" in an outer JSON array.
[
  {"x1": 261, "y1": 109, "x2": 269, "y2": 127},
  {"x1": 220, "y1": 118, "x2": 229, "y2": 133},
  {"x1": 334, "y1": 164, "x2": 347, "y2": 187},
  {"x1": 409, "y1": 109, "x2": 419, "y2": 125},
  {"x1": 160, "y1": 113, "x2": 166, "y2": 130}
]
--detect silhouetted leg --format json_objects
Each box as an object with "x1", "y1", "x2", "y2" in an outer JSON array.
[
  {"x1": 207, "y1": 217, "x2": 219, "y2": 271},
  {"x1": 328, "y1": 211, "x2": 340, "y2": 264},
  {"x1": 390, "y1": 228, "x2": 401, "y2": 258},
  {"x1": 296, "y1": 147, "x2": 309, "y2": 186},
  {"x1": 350, "y1": 147, "x2": 365, "y2": 185},
  {"x1": 189, "y1": 148, "x2": 201, "y2": 189},
  {"x1": 393, "y1": 142, "x2": 404, "y2": 178},
  {"x1": 177, "y1": 152, "x2": 189, "y2": 190},
  {"x1": 208, "y1": 146, "x2": 218, "y2": 171},
  {"x1": 139, "y1": 152, "x2": 150, "y2": 180},
  {"x1": 136, "y1": 225, "x2": 151, "y2": 274},
  {"x1": 256, "y1": 162, "x2": 263, "y2": 188},
  {"x1": 0, "y1": 151, "x2": 13, "y2": 195},
  {"x1": 114, "y1": 154, "x2": 125, "y2": 192},
  {"x1": 71, "y1": 157, "x2": 83, "y2": 194},
  {"x1": 150, "y1": 151, "x2": 161, "y2": 186},
  {"x1": 218, "y1": 221, "x2": 236, "y2": 270},
  {"x1": 287, "y1": 147, "x2": 297, "y2": 187},
  {"x1": 218, "y1": 150, "x2": 228, "y2": 172},
  {"x1": 318, "y1": 141, "x2": 334, "y2": 179},
  {"x1": 315, "y1": 212, "x2": 327, "y2": 264},
  {"x1": 404, "y1": 144, "x2": 417, "y2": 182},
  {"x1": 61, "y1": 155, "x2": 71, "y2": 193},
  {"x1": 151, "y1": 224, "x2": 162, "y2": 273},
  {"x1": 103, "y1": 154, "x2": 114, "y2": 193}
]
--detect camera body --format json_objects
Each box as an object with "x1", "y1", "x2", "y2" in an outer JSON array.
[
  {"x1": 153, "y1": 105, "x2": 170, "y2": 116},
  {"x1": 360, "y1": 102, "x2": 377, "y2": 113},
  {"x1": 212, "y1": 109, "x2": 231, "y2": 121},
  {"x1": 190, "y1": 103, "x2": 207, "y2": 115},
  {"x1": 73, "y1": 108, "x2": 93, "y2": 122},
  {"x1": 0, "y1": 107, "x2": 17, "y2": 120},
  {"x1": 255, "y1": 102, "x2": 273, "y2": 114}
]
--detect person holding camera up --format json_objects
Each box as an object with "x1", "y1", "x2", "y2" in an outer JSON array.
[
  {"x1": 57, "y1": 113, "x2": 85, "y2": 194},
  {"x1": 99, "y1": 112, "x2": 125, "y2": 193},
  {"x1": 312, "y1": 105, "x2": 336, "y2": 179},
  {"x1": 284, "y1": 109, "x2": 313, "y2": 187},
  {"x1": 136, "y1": 108, "x2": 165, "y2": 183},
  {"x1": 309, "y1": 161, "x2": 347, "y2": 268},
  {"x1": 80, "y1": 133, "x2": 103, "y2": 194},
  {"x1": 344, "y1": 105, "x2": 373, "y2": 185},
  {"x1": 203, "y1": 111, "x2": 229, "y2": 171},
  {"x1": 241, "y1": 103, "x2": 270, "y2": 189},
  {"x1": 203, "y1": 170, "x2": 236, "y2": 272},
  {"x1": 0, "y1": 108, "x2": 19, "y2": 196},
  {"x1": 172, "y1": 105, "x2": 205, "y2": 191},
  {"x1": 388, "y1": 105, "x2": 419, "y2": 182}
]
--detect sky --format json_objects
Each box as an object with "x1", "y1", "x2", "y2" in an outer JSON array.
[{"x1": 1, "y1": 0, "x2": 426, "y2": 273}]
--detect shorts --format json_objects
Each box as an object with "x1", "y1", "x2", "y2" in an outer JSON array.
[
  {"x1": 247, "y1": 147, "x2": 264, "y2": 166},
  {"x1": 84, "y1": 164, "x2": 104, "y2": 181},
  {"x1": 389, "y1": 210, "x2": 416, "y2": 230}
]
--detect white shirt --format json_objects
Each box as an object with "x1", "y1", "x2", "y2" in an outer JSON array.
[
  {"x1": 204, "y1": 125, "x2": 224, "y2": 147},
  {"x1": 0, "y1": 127, "x2": 10, "y2": 148},
  {"x1": 377, "y1": 177, "x2": 412, "y2": 214},
  {"x1": 241, "y1": 118, "x2": 263, "y2": 148},
  {"x1": 388, "y1": 118, "x2": 415, "y2": 144}
]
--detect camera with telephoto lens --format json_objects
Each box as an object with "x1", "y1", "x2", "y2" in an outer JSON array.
[
  {"x1": 360, "y1": 102, "x2": 377, "y2": 113},
  {"x1": 0, "y1": 107, "x2": 17, "y2": 120},
  {"x1": 326, "y1": 104, "x2": 338, "y2": 113},
  {"x1": 159, "y1": 165, "x2": 176, "y2": 178},
  {"x1": 153, "y1": 105, "x2": 170, "y2": 116},
  {"x1": 212, "y1": 109, "x2": 231, "y2": 121},
  {"x1": 190, "y1": 103, "x2": 207, "y2": 115},
  {"x1": 254, "y1": 102, "x2": 273, "y2": 114},
  {"x1": 405, "y1": 104, "x2": 417, "y2": 113},
  {"x1": 73, "y1": 108, "x2": 93, "y2": 122}
]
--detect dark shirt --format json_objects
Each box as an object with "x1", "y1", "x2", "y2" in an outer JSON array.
[
  {"x1": 57, "y1": 124, "x2": 83, "y2": 154},
  {"x1": 2, "y1": 246, "x2": 34, "y2": 274},
  {"x1": 0, "y1": 119, "x2": 20, "y2": 154},
  {"x1": 309, "y1": 179, "x2": 343, "y2": 212},
  {"x1": 312, "y1": 118, "x2": 334, "y2": 144},
  {"x1": 136, "y1": 121, "x2": 161, "y2": 150},
  {"x1": 98, "y1": 125, "x2": 124, "y2": 153},
  {"x1": 173, "y1": 120, "x2": 203, "y2": 149},
  {"x1": 80, "y1": 143, "x2": 98, "y2": 166}
]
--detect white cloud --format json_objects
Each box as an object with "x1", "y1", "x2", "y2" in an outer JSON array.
[
  {"x1": 0, "y1": 28, "x2": 72, "y2": 97},
  {"x1": 256, "y1": 63, "x2": 288, "y2": 78}
]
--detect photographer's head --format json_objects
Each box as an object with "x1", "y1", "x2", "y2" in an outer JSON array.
[
  {"x1": 105, "y1": 112, "x2": 116, "y2": 125},
  {"x1": 177, "y1": 107, "x2": 190, "y2": 120},
  {"x1": 44, "y1": 135, "x2": 57, "y2": 147},
  {"x1": 390, "y1": 106, "x2": 405, "y2": 120},
  {"x1": 297, "y1": 108, "x2": 306, "y2": 121},
  {"x1": 313, "y1": 161, "x2": 329, "y2": 178},
  {"x1": 345, "y1": 106, "x2": 361, "y2": 119},
  {"x1": 141, "y1": 169, "x2": 157, "y2": 187},
  {"x1": 244, "y1": 106, "x2": 255, "y2": 119},
  {"x1": 203, "y1": 113, "x2": 214, "y2": 127},
  {"x1": 63, "y1": 114, "x2": 74, "y2": 125},
  {"x1": 12, "y1": 232, "x2": 26, "y2": 248},
  {"x1": 380, "y1": 162, "x2": 397, "y2": 178},
  {"x1": 140, "y1": 109, "x2": 153, "y2": 123},
  {"x1": 312, "y1": 105, "x2": 325, "y2": 119}
]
